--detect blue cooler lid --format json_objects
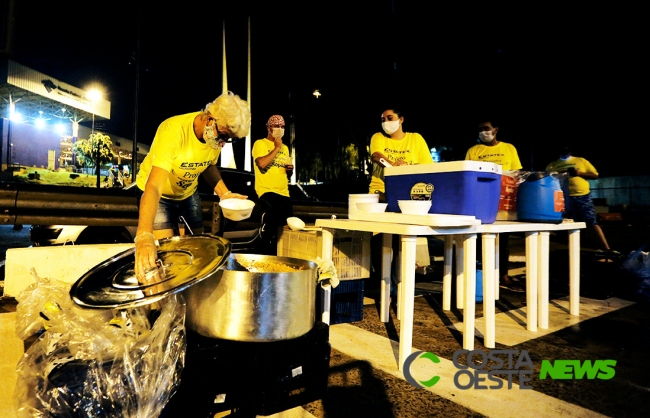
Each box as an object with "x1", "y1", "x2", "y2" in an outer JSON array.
[{"x1": 385, "y1": 161, "x2": 502, "y2": 177}]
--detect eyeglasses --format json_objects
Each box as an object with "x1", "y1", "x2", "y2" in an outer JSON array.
[
  {"x1": 208, "y1": 114, "x2": 238, "y2": 143},
  {"x1": 218, "y1": 132, "x2": 238, "y2": 143}
]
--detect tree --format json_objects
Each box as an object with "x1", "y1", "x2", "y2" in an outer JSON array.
[{"x1": 73, "y1": 133, "x2": 115, "y2": 169}]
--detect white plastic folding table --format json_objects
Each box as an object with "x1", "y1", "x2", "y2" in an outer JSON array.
[
  {"x1": 315, "y1": 215, "x2": 585, "y2": 371},
  {"x1": 316, "y1": 214, "x2": 480, "y2": 371},
  {"x1": 447, "y1": 221, "x2": 586, "y2": 349}
]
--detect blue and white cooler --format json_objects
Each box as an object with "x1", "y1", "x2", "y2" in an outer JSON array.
[{"x1": 384, "y1": 161, "x2": 502, "y2": 224}]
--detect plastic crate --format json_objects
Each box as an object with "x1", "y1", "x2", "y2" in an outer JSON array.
[
  {"x1": 326, "y1": 280, "x2": 365, "y2": 325},
  {"x1": 277, "y1": 227, "x2": 371, "y2": 279}
]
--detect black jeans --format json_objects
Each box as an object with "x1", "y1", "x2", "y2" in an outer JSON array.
[{"x1": 258, "y1": 192, "x2": 293, "y2": 255}]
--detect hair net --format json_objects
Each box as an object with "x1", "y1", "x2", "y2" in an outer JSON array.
[{"x1": 267, "y1": 115, "x2": 285, "y2": 126}]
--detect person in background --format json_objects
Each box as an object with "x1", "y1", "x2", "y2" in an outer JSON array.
[
  {"x1": 368, "y1": 107, "x2": 434, "y2": 295},
  {"x1": 465, "y1": 118, "x2": 524, "y2": 292},
  {"x1": 546, "y1": 146, "x2": 617, "y2": 254},
  {"x1": 252, "y1": 114, "x2": 294, "y2": 255},
  {"x1": 369, "y1": 107, "x2": 433, "y2": 202},
  {"x1": 134, "y1": 91, "x2": 251, "y2": 279}
]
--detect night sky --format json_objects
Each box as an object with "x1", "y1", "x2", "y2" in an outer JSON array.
[{"x1": 6, "y1": 1, "x2": 646, "y2": 176}]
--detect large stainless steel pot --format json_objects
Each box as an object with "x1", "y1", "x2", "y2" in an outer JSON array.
[
  {"x1": 70, "y1": 236, "x2": 318, "y2": 342},
  {"x1": 183, "y1": 253, "x2": 319, "y2": 342}
]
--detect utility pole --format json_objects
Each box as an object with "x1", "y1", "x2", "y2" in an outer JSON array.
[
  {"x1": 132, "y1": 0, "x2": 141, "y2": 184},
  {"x1": 94, "y1": 117, "x2": 101, "y2": 189}
]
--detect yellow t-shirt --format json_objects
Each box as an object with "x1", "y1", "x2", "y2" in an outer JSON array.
[
  {"x1": 369, "y1": 132, "x2": 434, "y2": 194},
  {"x1": 136, "y1": 112, "x2": 221, "y2": 200},
  {"x1": 546, "y1": 156, "x2": 597, "y2": 196},
  {"x1": 252, "y1": 138, "x2": 291, "y2": 198},
  {"x1": 465, "y1": 141, "x2": 523, "y2": 171}
]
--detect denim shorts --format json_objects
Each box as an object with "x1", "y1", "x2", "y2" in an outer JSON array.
[
  {"x1": 136, "y1": 188, "x2": 204, "y2": 232},
  {"x1": 566, "y1": 193, "x2": 598, "y2": 227}
]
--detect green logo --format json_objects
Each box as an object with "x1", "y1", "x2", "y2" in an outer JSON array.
[
  {"x1": 540, "y1": 360, "x2": 616, "y2": 380},
  {"x1": 403, "y1": 351, "x2": 441, "y2": 388},
  {"x1": 403, "y1": 350, "x2": 616, "y2": 390}
]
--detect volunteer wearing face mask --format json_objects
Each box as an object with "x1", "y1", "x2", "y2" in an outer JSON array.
[
  {"x1": 369, "y1": 107, "x2": 434, "y2": 201},
  {"x1": 465, "y1": 119, "x2": 522, "y2": 170},
  {"x1": 252, "y1": 114, "x2": 294, "y2": 254},
  {"x1": 134, "y1": 91, "x2": 250, "y2": 279},
  {"x1": 466, "y1": 119, "x2": 524, "y2": 292}
]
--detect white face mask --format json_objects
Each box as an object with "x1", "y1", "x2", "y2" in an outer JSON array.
[
  {"x1": 478, "y1": 131, "x2": 494, "y2": 143},
  {"x1": 203, "y1": 124, "x2": 222, "y2": 150},
  {"x1": 272, "y1": 128, "x2": 285, "y2": 139},
  {"x1": 382, "y1": 120, "x2": 400, "y2": 135}
]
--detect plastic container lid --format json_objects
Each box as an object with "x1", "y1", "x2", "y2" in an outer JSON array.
[
  {"x1": 70, "y1": 235, "x2": 231, "y2": 309},
  {"x1": 384, "y1": 160, "x2": 502, "y2": 176}
]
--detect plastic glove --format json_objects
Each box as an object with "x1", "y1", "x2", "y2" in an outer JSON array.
[
  {"x1": 315, "y1": 257, "x2": 340, "y2": 289},
  {"x1": 135, "y1": 232, "x2": 159, "y2": 281},
  {"x1": 221, "y1": 190, "x2": 248, "y2": 200}
]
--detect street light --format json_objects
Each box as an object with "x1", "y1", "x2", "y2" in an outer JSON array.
[{"x1": 87, "y1": 89, "x2": 102, "y2": 188}]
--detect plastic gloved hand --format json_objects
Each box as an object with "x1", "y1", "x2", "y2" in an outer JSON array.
[
  {"x1": 221, "y1": 190, "x2": 248, "y2": 200},
  {"x1": 135, "y1": 232, "x2": 159, "y2": 281},
  {"x1": 315, "y1": 257, "x2": 340, "y2": 289}
]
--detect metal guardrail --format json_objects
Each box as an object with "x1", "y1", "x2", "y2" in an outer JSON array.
[
  {"x1": 590, "y1": 185, "x2": 650, "y2": 208},
  {"x1": 1, "y1": 182, "x2": 140, "y2": 226},
  {"x1": 1, "y1": 182, "x2": 348, "y2": 227}
]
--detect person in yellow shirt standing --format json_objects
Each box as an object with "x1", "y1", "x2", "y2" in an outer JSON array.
[
  {"x1": 368, "y1": 107, "x2": 434, "y2": 298},
  {"x1": 465, "y1": 119, "x2": 522, "y2": 171},
  {"x1": 369, "y1": 107, "x2": 433, "y2": 201},
  {"x1": 252, "y1": 114, "x2": 294, "y2": 254},
  {"x1": 466, "y1": 118, "x2": 524, "y2": 292},
  {"x1": 546, "y1": 146, "x2": 615, "y2": 254}
]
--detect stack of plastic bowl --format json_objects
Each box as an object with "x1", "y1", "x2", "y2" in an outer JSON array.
[{"x1": 348, "y1": 194, "x2": 379, "y2": 216}]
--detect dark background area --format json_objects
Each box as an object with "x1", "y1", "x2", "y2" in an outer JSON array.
[{"x1": 4, "y1": 1, "x2": 646, "y2": 177}]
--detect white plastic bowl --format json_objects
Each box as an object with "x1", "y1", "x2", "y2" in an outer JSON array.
[
  {"x1": 356, "y1": 202, "x2": 388, "y2": 213},
  {"x1": 286, "y1": 217, "x2": 306, "y2": 231},
  {"x1": 398, "y1": 200, "x2": 432, "y2": 215},
  {"x1": 348, "y1": 193, "x2": 379, "y2": 214},
  {"x1": 219, "y1": 199, "x2": 255, "y2": 221}
]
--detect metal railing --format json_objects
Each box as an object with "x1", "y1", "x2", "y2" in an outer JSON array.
[{"x1": 590, "y1": 185, "x2": 650, "y2": 208}]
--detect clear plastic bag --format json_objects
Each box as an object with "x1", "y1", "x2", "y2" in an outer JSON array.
[
  {"x1": 14, "y1": 269, "x2": 114, "y2": 342},
  {"x1": 497, "y1": 170, "x2": 532, "y2": 221},
  {"x1": 13, "y1": 269, "x2": 186, "y2": 418}
]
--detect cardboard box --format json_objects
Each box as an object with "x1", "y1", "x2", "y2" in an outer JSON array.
[{"x1": 384, "y1": 161, "x2": 502, "y2": 223}]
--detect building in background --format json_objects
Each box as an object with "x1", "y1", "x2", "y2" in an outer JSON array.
[{"x1": 0, "y1": 58, "x2": 148, "y2": 176}]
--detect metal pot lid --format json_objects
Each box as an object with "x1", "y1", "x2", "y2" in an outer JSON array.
[{"x1": 70, "y1": 235, "x2": 231, "y2": 309}]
